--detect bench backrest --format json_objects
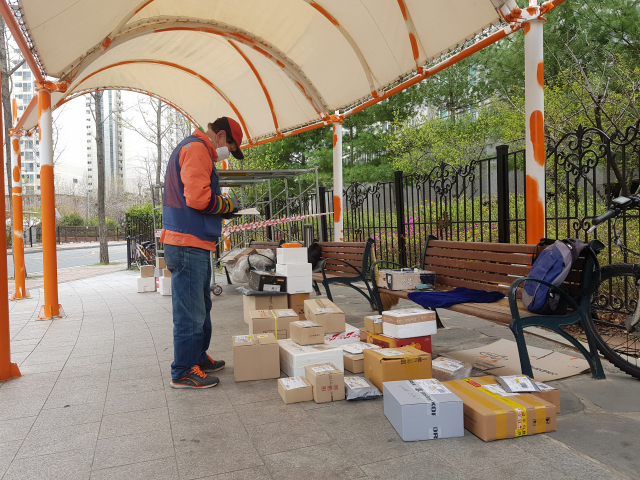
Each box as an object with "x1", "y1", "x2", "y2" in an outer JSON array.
[
  {"x1": 318, "y1": 239, "x2": 374, "y2": 276},
  {"x1": 248, "y1": 240, "x2": 281, "y2": 255},
  {"x1": 420, "y1": 240, "x2": 588, "y2": 296}
]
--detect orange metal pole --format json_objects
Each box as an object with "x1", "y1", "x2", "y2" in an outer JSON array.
[
  {"x1": 36, "y1": 86, "x2": 62, "y2": 320},
  {"x1": 0, "y1": 70, "x2": 21, "y2": 381},
  {"x1": 0, "y1": 1, "x2": 44, "y2": 84}
]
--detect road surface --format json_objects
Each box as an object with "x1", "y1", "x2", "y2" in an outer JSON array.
[{"x1": 7, "y1": 244, "x2": 127, "y2": 276}]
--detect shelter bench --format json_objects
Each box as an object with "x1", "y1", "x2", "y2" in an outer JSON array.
[{"x1": 370, "y1": 237, "x2": 605, "y2": 378}]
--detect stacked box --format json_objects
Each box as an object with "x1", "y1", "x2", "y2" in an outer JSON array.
[
  {"x1": 304, "y1": 299, "x2": 345, "y2": 334},
  {"x1": 384, "y1": 269, "x2": 436, "y2": 290},
  {"x1": 288, "y1": 293, "x2": 311, "y2": 319},
  {"x1": 249, "y1": 270, "x2": 287, "y2": 293},
  {"x1": 341, "y1": 342, "x2": 380, "y2": 374},
  {"x1": 363, "y1": 346, "x2": 432, "y2": 392},
  {"x1": 139, "y1": 265, "x2": 154, "y2": 278},
  {"x1": 364, "y1": 314, "x2": 383, "y2": 335},
  {"x1": 278, "y1": 376, "x2": 314, "y2": 404},
  {"x1": 290, "y1": 321, "x2": 324, "y2": 346},
  {"x1": 366, "y1": 331, "x2": 432, "y2": 354},
  {"x1": 233, "y1": 333, "x2": 280, "y2": 382},
  {"x1": 276, "y1": 247, "x2": 313, "y2": 294},
  {"x1": 158, "y1": 277, "x2": 171, "y2": 296},
  {"x1": 247, "y1": 309, "x2": 299, "y2": 339},
  {"x1": 382, "y1": 308, "x2": 437, "y2": 338},
  {"x1": 136, "y1": 277, "x2": 155, "y2": 293},
  {"x1": 304, "y1": 363, "x2": 345, "y2": 403},
  {"x1": 156, "y1": 257, "x2": 166, "y2": 269},
  {"x1": 242, "y1": 294, "x2": 288, "y2": 323},
  {"x1": 324, "y1": 323, "x2": 360, "y2": 345},
  {"x1": 278, "y1": 339, "x2": 344, "y2": 377}
]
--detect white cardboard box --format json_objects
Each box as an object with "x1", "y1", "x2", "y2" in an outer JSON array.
[
  {"x1": 278, "y1": 339, "x2": 344, "y2": 377},
  {"x1": 383, "y1": 320, "x2": 437, "y2": 339},
  {"x1": 137, "y1": 277, "x2": 156, "y2": 293},
  {"x1": 384, "y1": 379, "x2": 464, "y2": 441},
  {"x1": 277, "y1": 247, "x2": 308, "y2": 265},
  {"x1": 325, "y1": 324, "x2": 360, "y2": 345},
  {"x1": 285, "y1": 275, "x2": 313, "y2": 294},
  {"x1": 158, "y1": 277, "x2": 172, "y2": 296},
  {"x1": 276, "y1": 263, "x2": 313, "y2": 277}
]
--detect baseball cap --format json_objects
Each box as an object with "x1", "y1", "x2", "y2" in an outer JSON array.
[{"x1": 210, "y1": 117, "x2": 244, "y2": 160}]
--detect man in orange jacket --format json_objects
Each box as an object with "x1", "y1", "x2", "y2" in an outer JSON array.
[{"x1": 161, "y1": 117, "x2": 243, "y2": 388}]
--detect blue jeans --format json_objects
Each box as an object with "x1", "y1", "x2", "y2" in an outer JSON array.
[{"x1": 165, "y1": 244, "x2": 213, "y2": 380}]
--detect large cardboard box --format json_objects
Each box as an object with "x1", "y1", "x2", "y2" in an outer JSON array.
[
  {"x1": 383, "y1": 321, "x2": 436, "y2": 339},
  {"x1": 443, "y1": 376, "x2": 557, "y2": 441},
  {"x1": 384, "y1": 379, "x2": 464, "y2": 441},
  {"x1": 304, "y1": 299, "x2": 345, "y2": 334},
  {"x1": 364, "y1": 314, "x2": 383, "y2": 335},
  {"x1": 249, "y1": 270, "x2": 287, "y2": 293},
  {"x1": 288, "y1": 293, "x2": 311, "y2": 319},
  {"x1": 278, "y1": 376, "x2": 314, "y2": 404},
  {"x1": 139, "y1": 265, "x2": 154, "y2": 278},
  {"x1": 137, "y1": 277, "x2": 156, "y2": 293},
  {"x1": 158, "y1": 277, "x2": 171, "y2": 296},
  {"x1": 285, "y1": 275, "x2": 313, "y2": 294},
  {"x1": 248, "y1": 309, "x2": 299, "y2": 339},
  {"x1": 290, "y1": 321, "x2": 324, "y2": 346},
  {"x1": 243, "y1": 294, "x2": 288, "y2": 323},
  {"x1": 278, "y1": 339, "x2": 344, "y2": 377},
  {"x1": 325, "y1": 324, "x2": 360, "y2": 345},
  {"x1": 341, "y1": 342, "x2": 380, "y2": 374},
  {"x1": 156, "y1": 257, "x2": 166, "y2": 269},
  {"x1": 533, "y1": 382, "x2": 561, "y2": 413},
  {"x1": 384, "y1": 269, "x2": 436, "y2": 290},
  {"x1": 233, "y1": 333, "x2": 280, "y2": 382},
  {"x1": 277, "y1": 247, "x2": 308, "y2": 264},
  {"x1": 363, "y1": 347, "x2": 432, "y2": 392},
  {"x1": 304, "y1": 363, "x2": 345, "y2": 403},
  {"x1": 366, "y1": 331, "x2": 432, "y2": 354},
  {"x1": 276, "y1": 263, "x2": 312, "y2": 277}
]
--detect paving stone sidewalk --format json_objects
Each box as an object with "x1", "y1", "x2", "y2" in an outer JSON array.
[{"x1": 1, "y1": 270, "x2": 638, "y2": 480}]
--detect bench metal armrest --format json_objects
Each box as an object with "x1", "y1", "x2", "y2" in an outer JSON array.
[
  {"x1": 369, "y1": 260, "x2": 407, "y2": 289},
  {"x1": 508, "y1": 276, "x2": 583, "y2": 323}
]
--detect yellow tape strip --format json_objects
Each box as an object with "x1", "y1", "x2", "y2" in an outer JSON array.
[
  {"x1": 270, "y1": 309, "x2": 278, "y2": 339},
  {"x1": 463, "y1": 379, "x2": 528, "y2": 437},
  {"x1": 518, "y1": 395, "x2": 549, "y2": 434},
  {"x1": 446, "y1": 381, "x2": 509, "y2": 440}
]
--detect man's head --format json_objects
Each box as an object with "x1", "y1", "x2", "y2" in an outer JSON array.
[{"x1": 206, "y1": 117, "x2": 244, "y2": 160}]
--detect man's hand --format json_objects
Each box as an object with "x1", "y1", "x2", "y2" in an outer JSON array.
[{"x1": 221, "y1": 197, "x2": 239, "y2": 219}]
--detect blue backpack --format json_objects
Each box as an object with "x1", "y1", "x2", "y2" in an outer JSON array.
[{"x1": 522, "y1": 239, "x2": 591, "y2": 315}]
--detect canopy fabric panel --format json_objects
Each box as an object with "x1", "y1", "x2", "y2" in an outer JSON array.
[{"x1": 16, "y1": 0, "x2": 509, "y2": 140}]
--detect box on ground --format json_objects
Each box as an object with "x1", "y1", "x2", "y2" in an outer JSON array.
[
  {"x1": 285, "y1": 275, "x2": 313, "y2": 294},
  {"x1": 233, "y1": 333, "x2": 280, "y2": 382},
  {"x1": 443, "y1": 376, "x2": 557, "y2": 441},
  {"x1": 384, "y1": 379, "x2": 464, "y2": 441},
  {"x1": 345, "y1": 377, "x2": 381, "y2": 401},
  {"x1": 162, "y1": 268, "x2": 172, "y2": 278},
  {"x1": 432, "y1": 357, "x2": 473, "y2": 382},
  {"x1": 304, "y1": 299, "x2": 345, "y2": 334},
  {"x1": 249, "y1": 270, "x2": 287, "y2": 293},
  {"x1": 277, "y1": 247, "x2": 308, "y2": 264},
  {"x1": 243, "y1": 293, "x2": 288, "y2": 323},
  {"x1": 364, "y1": 315, "x2": 383, "y2": 335},
  {"x1": 532, "y1": 382, "x2": 561, "y2": 413},
  {"x1": 341, "y1": 342, "x2": 380, "y2": 374},
  {"x1": 156, "y1": 257, "x2": 166, "y2": 269},
  {"x1": 383, "y1": 321, "x2": 436, "y2": 339},
  {"x1": 364, "y1": 346, "x2": 432, "y2": 392},
  {"x1": 325, "y1": 323, "x2": 360, "y2": 345},
  {"x1": 278, "y1": 339, "x2": 344, "y2": 377},
  {"x1": 278, "y1": 376, "x2": 314, "y2": 404},
  {"x1": 382, "y1": 308, "x2": 436, "y2": 325},
  {"x1": 366, "y1": 331, "x2": 432, "y2": 354},
  {"x1": 384, "y1": 269, "x2": 436, "y2": 290},
  {"x1": 139, "y1": 265, "x2": 154, "y2": 278},
  {"x1": 158, "y1": 277, "x2": 171, "y2": 296},
  {"x1": 137, "y1": 277, "x2": 156, "y2": 293},
  {"x1": 276, "y1": 263, "x2": 312, "y2": 277},
  {"x1": 290, "y1": 321, "x2": 324, "y2": 345},
  {"x1": 288, "y1": 293, "x2": 311, "y2": 319},
  {"x1": 304, "y1": 363, "x2": 345, "y2": 403},
  {"x1": 248, "y1": 309, "x2": 299, "y2": 339}
]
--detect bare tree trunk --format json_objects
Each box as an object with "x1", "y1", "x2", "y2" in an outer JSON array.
[
  {"x1": 155, "y1": 99, "x2": 162, "y2": 186},
  {"x1": 94, "y1": 92, "x2": 109, "y2": 264},
  {"x1": 0, "y1": 19, "x2": 12, "y2": 218}
]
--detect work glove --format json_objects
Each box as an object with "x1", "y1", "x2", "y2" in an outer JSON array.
[{"x1": 221, "y1": 197, "x2": 239, "y2": 219}]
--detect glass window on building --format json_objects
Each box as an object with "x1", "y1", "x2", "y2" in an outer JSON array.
[
  {"x1": 23, "y1": 83, "x2": 31, "y2": 91},
  {"x1": 23, "y1": 72, "x2": 31, "y2": 80}
]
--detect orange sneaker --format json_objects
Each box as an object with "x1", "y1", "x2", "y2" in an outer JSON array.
[
  {"x1": 170, "y1": 365, "x2": 219, "y2": 389},
  {"x1": 199, "y1": 355, "x2": 225, "y2": 373}
]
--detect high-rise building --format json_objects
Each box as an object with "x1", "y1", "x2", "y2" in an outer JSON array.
[
  {"x1": 85, "y1": 91, "x2": 124, "y2": 191},
  {"x1": 10, "y1": 57, "x2": 38, "y2": 194}
]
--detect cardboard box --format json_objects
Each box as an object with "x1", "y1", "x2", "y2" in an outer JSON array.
[
  {"x1": 384, "y1": 379, "x2": 464, "y2": 441},
  {"x1": 139, "y1": 265, "x2": 154, "y2": 278},
  {"x1": 136, "y1": 277, "x2": 156, "y2": 292},
  {"x1": 324, "y1": 323, "x2": 360, "y2": 345},
  {"x1": 376, "y1": 269, "x2": 390, "y2": 288},
  {"x1": 532, "y1": 382, "x2": 561, "y2": 413},
  {"x1": 363, "y1": 347, "x2": 432, "y2": 392},
  {"x1": 278, "y1": 339, "x2": 344, "y2": 377},
  {"x1": 383, "y1": 321, "x2": 436, "y2": 339},
  {"x1": 249, "y1": 270, "x2": 287, "y2": 293},
  {"x1": 304, "y1": 299, "x2": 345, "y2": 334},
  {"x1": 248, "y1": 309, "x2": 299, "y2": 339},
  {"x1": 304, "y1": 363, "x2": 345, "y2": 403},
  {"x1": 290, "y1": 321, "x2": 324, "y2": 345},
  {"x1": 232, "y1": 333, "x2": 280, "y2": 382},
  {"x1": 364, "y1": 315, "x2": 383, "y2": 334},
  {"x1": 278, "y1": 376, "x2": 314, "y2": 404},
  {"x1": 384, "y1": 269, "x2": 436, "y2": 290},
  {"x1": 276, "y1": 263, "x2": 313, "y2": 277},
  {"x1": 156, "y1": 257, "x2": 166, "y2": 269},
  {"x1": 243, "y1": 294, "x2": 288, "y2": 323},
  {"x1": 277, "y1": 247, "x2": 308, "y2": 264},
  {"x1": 158, "y1": 277, "x2": 171, "y2": 296},
  {"x1": 359, "y1": 328, "x2": 368, "y2": 342},
  {"x1": 366, "y1": 331, "x2": 432, "y2": 354},
  {"x1": 285, "y1": 275, "x2": 313, "y2": 294},
  {"x1": 443, "y1": 376, "x2": 557, "y2": 441},
  {"x1": 288, "y1": 293, "x2": 311, "y2": 319},
  {"x1": 382, "y1": 308, "x2": 436, "y2": 325},
  {"x1": 162, "y1": 268, "x2": 172, "y2": 278},
  {"x1": 341, "y1": 342, "x2": 380, "y2": 373}
]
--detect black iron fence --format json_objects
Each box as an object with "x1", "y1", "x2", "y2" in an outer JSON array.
[{"x1": 125, "y1": 213, "x2": 160, "y2": 268}]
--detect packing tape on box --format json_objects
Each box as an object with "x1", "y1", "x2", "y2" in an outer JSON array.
[
  {"x1": 222, "y1": 212, "x2": 333, "y2": 234},
  {"x1": 270, "y1": 309, "x2": 278, "y2": 340}
]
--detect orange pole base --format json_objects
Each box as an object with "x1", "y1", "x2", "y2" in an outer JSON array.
[
  {"x1": 10, "y1": 287, "x2": 31, "y2": 300},
  {"x1": 0, "y1": 362, "x2": 21, "y2": 381},
  {"x1": 38, "y1": 304, "x2": 64, "y2": 321}
]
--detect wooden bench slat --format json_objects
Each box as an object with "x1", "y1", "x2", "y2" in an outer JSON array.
[
  {"x1": 427, "y1": 240, "x2": 541, "y2": 254},
  {"x1": 318, "y1": 242, "x2": 367, "y2": 248},
  {"x1": 430, "y1": 266, "x2": 518, "y2": 286},
  {"x1": 425, "y1": 247, "x2": 536, "y2": 266},
  {"x1": 424, "y1": 256, "x2": 532, "y2": 276},
  {"x1": 320, "y1": 252, "x2": 364, "y2": 262}
]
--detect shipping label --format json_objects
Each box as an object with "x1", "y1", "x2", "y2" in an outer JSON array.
[
  {"x1": 433, "y1": 357, "x2": 464, "y2": 372},
  {"x1": 317, "y1": 307, "x2": 334, "y2": 313},
  {"x1": 411, "y1": 379, "x2": 452, "y2": 395},
  {"x1": 234, "y1": 335, "x2": 252, "y2": 343},
  {"x1": 376, "y1": 348, "x2": 405, "y2": 356},
  {"x1": 277, "y1": 310, "x2": 297, "y2": 316},
  {"x1": 341, "y1": 342, "x2": 379, "y2": 355},
  {"x1": 294, "y1": 320, "x2": 321, "y2": 327},
  {"x1": 263, "y1": 284, "x2": 281, "y2": 292},
  {"x1": 311, "y1": 365, "x2": 335, "y2": 373},
  {"x1": 344, "y1": 377, "x2": 370, "y2": 389},
  {"x1": 482, "y1": 384, "x2": 519, "y2": 397},
  {"x1": 535, "y1": 381, "x2": 556, "y2": 391},
  {"x1": 281, "y1": 377, "x2": 307, "y2": 390},
  {"x1": 500, "y1": 375, "x2": 538, "y2": 392},
  {"x1": 366, "y1": 315, "x2": 383, "y2": 324}
]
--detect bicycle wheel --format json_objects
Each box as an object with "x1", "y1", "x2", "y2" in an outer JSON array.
[{"x1": 589, "y1": 263, "x2": 640, "y2": 378}]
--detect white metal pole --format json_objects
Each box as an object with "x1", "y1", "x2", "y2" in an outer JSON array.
[
  {"x1": 332, "y1": 114, "x2": 343, "y2": 242},
  {"x1": 524, "y1": 7, "x2": 546, "y2": 244}
]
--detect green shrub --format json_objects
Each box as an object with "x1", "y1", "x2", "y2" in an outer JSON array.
[
  {"x1": 58, "y1": 212, "x2": 85, "y2": 226},
  {"x1": 87, "y1": 216, "x2": 119, "y2": 227},
  {"x1": 126, "y1": 203, "x2": 154, "y2": 218}
]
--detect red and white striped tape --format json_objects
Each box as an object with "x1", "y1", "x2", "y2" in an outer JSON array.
[{"x1": 221, "y1": 212, "x2": 333, "y2": 234}]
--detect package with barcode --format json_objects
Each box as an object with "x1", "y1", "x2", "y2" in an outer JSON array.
[
  {"x1": 495, "y1": 374, "x2": 540, "y2": 393},
  {"x1": 432, "y1": 356, "x2": 473, "y2": 382},
  {"x1": 344, "y1": 376, "x2": 382, "y2": 401}
]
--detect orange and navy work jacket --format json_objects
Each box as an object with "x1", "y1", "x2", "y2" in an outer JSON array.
[{"x1": 160, "y1": 129, "x2": 233, "y2": 251}]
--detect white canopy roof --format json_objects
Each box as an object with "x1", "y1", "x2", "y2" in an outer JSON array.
[{"x1": 14, "y1": 0, "x2": 518, "y2": 142}]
